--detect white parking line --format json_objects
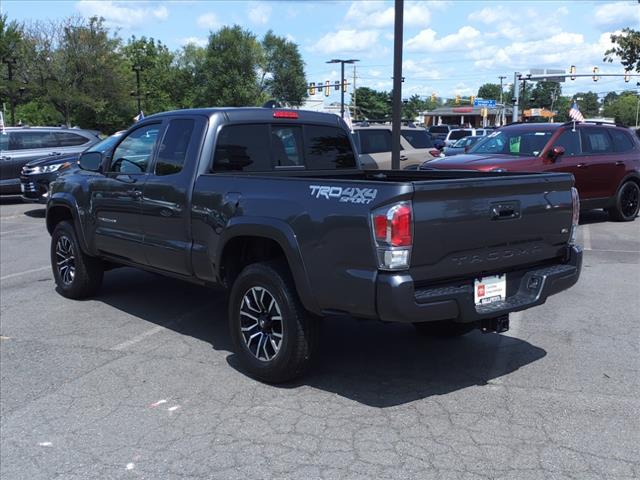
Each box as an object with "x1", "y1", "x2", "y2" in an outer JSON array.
[
  {"x1": 582, "y1": 224, "x2": 593, "y2": 250},
  {"x1": 110, "y1": 305, "x2": 210, "y2": 351},
  {"x1": 0, "y1": 266, "x2": 50, "y2": 281},
  {"x1": 0, "y1": 226, "x2": 45, "y2": 236}
]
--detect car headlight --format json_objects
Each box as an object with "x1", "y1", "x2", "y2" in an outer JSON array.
[{"x1": 31, "y1": 162, "x2": 71, "y2": 174}]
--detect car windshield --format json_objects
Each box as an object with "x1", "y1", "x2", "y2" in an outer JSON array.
[
  {"x1": 453, "y1": 137, "x2": 475, "y2": 147},
  {"x1": 429, "y1": 126, "x2": 449, "y2": 134},
  {"x1": 468, "y1": 129, "x2": 554, "y2": 156},
  {"x1": 86, "y1": 133, "x2": 123, "y2": 153},
  {"x1": 449, "y1": 130, "x2": 472, "y2": 140},
  {"x1": 401, "y1": 130, "x2": 433, "y2": 148}
]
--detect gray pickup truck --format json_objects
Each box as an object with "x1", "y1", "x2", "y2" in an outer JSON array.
[{"x1": 46, "y1": 108, "x2": 582, "y2": 382}]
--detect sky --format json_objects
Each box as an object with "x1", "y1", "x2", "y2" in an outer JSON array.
[{"x1": 3, "y1": 0, "x2": 640, "y2": 105}]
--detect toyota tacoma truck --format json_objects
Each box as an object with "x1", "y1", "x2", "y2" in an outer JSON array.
[{"x1": 46, "y1": 108, "x2": 582, "y2": 382}]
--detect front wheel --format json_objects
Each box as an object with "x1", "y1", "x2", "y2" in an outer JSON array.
[
  {"x1": 228, "y1": 261, "x2": 318, "y2": 383},
  {"x1": 51, "y1": 221, "x2": 104, "y2": 299},
  {"x1": 413, "y1": 320, "x2": 476, "y2": 338},
  {"x1": 608, "y1": 181, "x2": 639, "y2": 222}
]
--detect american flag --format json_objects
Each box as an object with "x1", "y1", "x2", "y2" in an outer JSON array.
[{"x1": 569, "y1": 102, "x2": 584, "y2": 122}]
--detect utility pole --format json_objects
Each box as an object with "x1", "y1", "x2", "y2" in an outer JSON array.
[
  {"x1": 512, "y1": 71, "x2": 520, "y2": 123},
  {"x1": 391, "y1": 0, "x2": 404, "y2": 170},
  {"x1": 326, "y1": 58, "x2": 359, "y2": 118},
  {"x1": 498, "y1": 75, "x2": 506, "y2": 104},
  {"x1": 352, "y1": 64, "x2": 357, "y2": 121}
]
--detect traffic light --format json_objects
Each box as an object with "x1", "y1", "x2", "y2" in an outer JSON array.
[
  {"x1": 455, "y1": 95, "x2": 460, "y2": 105},
  {"x1": 342, "y1": 81, "x2": 348, "y2": 93},
  {"x1": 470, "y1": 95, "x2": 475, "y2": 105},
  {"x1": 334, "y1": 81, "x2": 340, "y2": 91},
  {"x1": 592, "y1": 67, "x2": 599, "y2": 82},
  {"x1": 324, "y1": 80, "x2": 330, "y2": 96},
  {"x1": 624, "y1": 71, "x2": 630, "y2": 83},
  {"x1": 570, "y1": 65, "x2": 576, "y2": 81},
  {"x1": 431, "y1": 92, "x2": 436, "y2": 102},
  {"x1": 309, "y1": 82, "x2": 316, "y2": 95}
]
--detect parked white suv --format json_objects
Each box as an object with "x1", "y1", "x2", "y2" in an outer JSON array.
[
  {"x1": 444, "y1": 128, "x2": 493, "y2": 147},
  {"x1": 352, "y1": 123, "x2": 441, "y2": 169}
]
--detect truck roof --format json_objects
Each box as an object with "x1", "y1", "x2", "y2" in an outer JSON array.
[{"x1": 146, "y1": 107, "x2": 345, "y2": 127}]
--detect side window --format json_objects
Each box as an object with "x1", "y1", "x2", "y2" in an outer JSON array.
[
  {"x1": 155, "y1": 119, "x2": 195, "y2": 176},
  {"x1": 581, "y1": 128, "x2": 614, "y2": 154},
  {"x1": 213, "y1": 124, "x2": 271, "y2": 172},
  {"x1": 272, "y1": 125, "x2": 304, "y2": 167},
  {"x1": 55, "y1": 132, "x2": 91, "y2": 147},
  {"x1": 0, "y1": 133, "x2": 7, "y2": 151},
  {"x1": 610, "y1": 129, "x2": 635, "y2": 153},
  {"x1": 7, "y1": 131, "x2": 57, "y2": 150},
  {"x1": 304, "y1": 125, "x2": 356, "y2": 169},
  {"x1": 358, "y1": 129, "x2": 392, "y2": 154},
  {"x1": 554, "y1": 129, "x2": 581, "y2": 156},
  {"x1": 110, "y1": 124, "x2": 160, "y2": 174}
]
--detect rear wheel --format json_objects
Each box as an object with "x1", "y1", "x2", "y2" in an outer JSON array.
[
  {"x1": 413, "y1": 320, "x2": 476, "y2": 338},
  {"x1": 228, "y1": 261, "x2": 318, "y2": 383},
  {"x1": 51, "y1": 221, "x2": 104, "y2": 299},
  {"x1": 608, "y1": 181, "x2": 639, "y2": 222}
]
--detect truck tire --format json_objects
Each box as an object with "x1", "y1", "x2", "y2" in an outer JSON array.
[
  {"x1": 228, "y1": 261, "x2": 318, "y2": 383},
  {"x1": 51, "y1": 221, "x2": 104, "y2": 299},
  {"x1": 413, "y1": 320, "x2": 476, "y2": 338},
  {"x1": 608, "y1": 180, "x2": 639, "y2": 222}
]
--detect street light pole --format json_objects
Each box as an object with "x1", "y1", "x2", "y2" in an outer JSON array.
[
  {"x1": 498, "y1": 75, "x2": 506, "y2": 104},
  {"x1": 512, "y1": 71, "x2": 520, "y2": 123},
  {"x1": 2, "y1": 57, "x2": 17, "y2": 126},
  {"x1": 326, "y1": 58, "x2": 359, "y2": 118}
]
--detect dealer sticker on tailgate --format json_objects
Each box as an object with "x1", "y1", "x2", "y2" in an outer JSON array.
[{"x1": 474, "y1": 274, "x2": 506, "y2": 305}]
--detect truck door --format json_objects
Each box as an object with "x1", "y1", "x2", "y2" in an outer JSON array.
[
  {"x1": 90, "y1": 122, "x2": 161, "y2": 264},
  {"x1": 142, "y1": 116, "x2": 205, "y2": 275}
]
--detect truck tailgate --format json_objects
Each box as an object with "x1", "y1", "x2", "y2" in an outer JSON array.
[{"x1": 409, "y1": 173, "x2": 574, "y2": 282}]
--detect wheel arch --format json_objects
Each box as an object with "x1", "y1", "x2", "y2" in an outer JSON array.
[
  {"x1": 46, "y1": 196, "x2": 91, "y2": 254},
  {"x1": 218, "y1": 219, "x2": 320, "y2": 315}
]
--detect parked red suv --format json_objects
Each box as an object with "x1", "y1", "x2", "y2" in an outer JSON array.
[{"x1": 423, "y1": 121, "x2": 640, "y2": 221}]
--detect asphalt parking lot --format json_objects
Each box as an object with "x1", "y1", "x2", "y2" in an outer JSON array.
[{"x1": 1, "y1": 197, "x2": 638, "y2": 480}]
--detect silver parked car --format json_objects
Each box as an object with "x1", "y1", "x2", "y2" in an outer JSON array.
[{"x1": 0, "y1": 126, "x2": 101, "y2": 195}]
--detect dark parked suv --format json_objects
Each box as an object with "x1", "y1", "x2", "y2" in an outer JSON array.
[
  {"x1": 424, "y1": 121, "x2": 640, "y2": 221},
  {"x1": 0, "y1": 127, "x2": 100, "y2": 195}
]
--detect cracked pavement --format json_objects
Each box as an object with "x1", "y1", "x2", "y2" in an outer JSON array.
[{"x1": 1, "y1": 198, "x2": 638, "y2": 479}]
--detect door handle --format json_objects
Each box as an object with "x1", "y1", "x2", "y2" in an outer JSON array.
[
  {"x1": 576, "y1": 163, "x2": 588, "y2": 168},
  {"x1": 0, "y1": 155, "x2": 10, "y2": 161},
  {"x1": 48, "y1": 152, "x2": 62, "y2": 156},
  {"x1": 400, "y1": 155, "x2": 408, "y2": 161},
  {"x1": 127, "y1": 189, "x2": 142, "y2": 199},
  {"x1": 615, "y1": 161, "x2": 625, "y2": 166}
]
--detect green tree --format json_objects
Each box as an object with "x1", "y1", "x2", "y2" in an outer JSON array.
[
  {"x1": 477, "y1": 83, "x2": 502, "y2": 102},
  {"x1": 352, "y1": 87, "x2": 390, "y2": 119},
  {"x1": 199, "y1": 25, "x2": 262, "y2": 107},
  {"x1": 604, "y1": 28, "x2": 640, "y2": 72},
  {"x1": 260, "y1": 31, "x2": 307, "y2": 106},
  {"x1": 554, "y1": 96, "x2": 572, "y2": 122},
  {"x1": 573, "y1": 91, "x2": 600, "y2": 117},
  {"x1": 123, "y1": 36, "x2": 177, "y2": 114},
  {"x1": 603, "y1": 91, "x2": 639, "y2": 125},
  {"x1": 530, "y1": 81, "x2": 561, "y2": 109},
  {"x1": 173, "y1": 43, "x2": 207, "y2": 109},
  {"x1": 0, "y1": 14, "x2": 27, "y2": 125}
]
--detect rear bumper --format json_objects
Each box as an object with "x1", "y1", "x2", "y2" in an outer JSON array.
[{"x1": 376, "y1": 245, "x2": 582, "y2": 323}]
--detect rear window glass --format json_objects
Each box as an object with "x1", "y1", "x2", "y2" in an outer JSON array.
[
  {"x1": 429, "y1": 126, "x2": 449, "y2": 134},
  {"x1": 581, "y1": 128, "x2": 614, "y2": 154},
  {"x1": 213, "y1": 124, "x2": 271, "y2": 172},
  {"x1": 304, "y1": 125, "x2": 356, "y2": 169},
  {"x1": 609, "y1": 129, "x2": 635, "y2": 153},
  {"x1": 357, "y1": 129, "x2": 392, "y2": 154},
  {"x1": 401, "y1": 130, "x2": 433, "y2": 149},
  {"x1": 0, "y1": 133, "x2": 7, "y2": 151},
  {"x1": 449, "y1": 130, "x2": 472, "y2": 140},
  {"x1": 272, "y1": 125, "x2": 304, "y2": 167},
  {"x1": 55, "y1": 132, "x2": 90, "y2": 147}
]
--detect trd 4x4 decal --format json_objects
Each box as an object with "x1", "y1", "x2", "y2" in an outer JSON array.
[{"x1": 309, "y1": 185, "x2": 377, "y2": 204}]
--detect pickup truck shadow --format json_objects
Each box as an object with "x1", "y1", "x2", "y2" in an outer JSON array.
[
  {"x1": 579, "y1": 209, "x2": 610, "y2": 225},
  {"x1": 97, "y1": 268, "x2": 546, "y2": 408}
]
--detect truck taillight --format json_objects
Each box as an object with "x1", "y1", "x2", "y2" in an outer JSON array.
[
  {"x1": 371, "y1": 202, "x2": 413, "y2": 270},
  {"x1": 570, "y1": 187, "x2": 580, "y2": 245}
]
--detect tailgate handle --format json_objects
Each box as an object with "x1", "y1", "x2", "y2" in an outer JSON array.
[{"x1": 491, "y1": 203, "x2": 520, "y2": 220}]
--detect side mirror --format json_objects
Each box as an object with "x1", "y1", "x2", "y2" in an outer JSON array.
[
  {"x1": 78, "y1": 151, "x2": 103, "y2": 172},
  {"x1": 547, "y1": 145, "x2": 565, "y2": 162}
]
